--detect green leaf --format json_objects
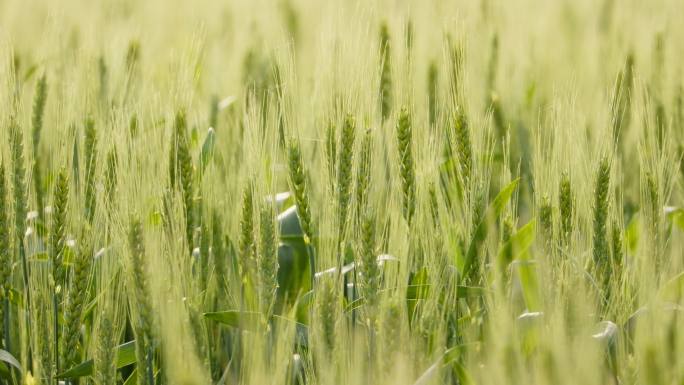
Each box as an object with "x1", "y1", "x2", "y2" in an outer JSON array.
[
  {"x1": 123, "y1": 368, "x2": 137, "y2": 385},
  {"x1": 516, "y1": 251, "x2": 540, "y2": 311},
  {"x1": 407, "y1": 268, "x2": 430, "y2": 320},
  {"x1": 115, "y1": 341, "x2": 137, "y2": 368},
  {"x1": 625, "y1": 214, "x2": 639, "y2": 254},
  {"x1": 278, "y1": 240, "x2": 310, "y2": 306},
  {"x1": 200, "y1": 127, "x2": 215, "y2": 172},
  {"x1": 413, "y1": 344, "x2": 472, "y2": 385},
  {"x1": 277, "y1": 205, "x2": 313, "y2": 307},
  {"x1": 491, "y1": 178, "x2": 520, "y2": 214},
  {"x1": 123, "y1": 368, "x2": 160, "y2": 385},
  {"x1": 0, "y1": 349, "x2": 21, "y2": 379},
  {"x1": 204, "y1": 310, "x2": 263, "y2": 331},
  {"x1": 463, "y1": 178, "x2": 520, "y2": 280},
  {"x1": 57, "y1": 340, "x2": 136, "y2": 379},
  {"x1": 406, "y1": 284, "x2": 431, "y2": 300},
  {"x1": 29, "y1": 251, "x2": 49, "y2": 261},
  {"x1": 278, "y1": 206, "x2": 304, "y2": 237},
  {"x1": 404, "y1": 284, "x2": 484, "y2": 300},
  {"x1": 451, "y1": 361, "x2": 474, "y2": 385},
  {"x1": 498, "y1": 219, "x2": 536, "y2": 264}
]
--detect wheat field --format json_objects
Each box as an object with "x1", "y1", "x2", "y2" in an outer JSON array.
[{"x1": 0, "y1": 0, "x2": 682, "y2": 384}]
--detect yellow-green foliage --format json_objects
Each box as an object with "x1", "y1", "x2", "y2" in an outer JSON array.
[{"x1": 0, "y1": 1, "x2": 681, "y2": 385}]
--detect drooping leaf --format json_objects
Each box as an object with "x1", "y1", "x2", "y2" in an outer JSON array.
[{"x1": 0, "y1": 349, "x2": 21, "y2": 379}]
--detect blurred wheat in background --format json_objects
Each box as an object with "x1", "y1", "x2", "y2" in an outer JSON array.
[{"x1": 0, "y1": 0, "x2": 682, "y2": 384}]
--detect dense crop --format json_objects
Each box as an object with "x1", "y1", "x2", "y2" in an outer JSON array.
[{"x1": 0, "y1": 0, "x2": 683, "y2": 384}]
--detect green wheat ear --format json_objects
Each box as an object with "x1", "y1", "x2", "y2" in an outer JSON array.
[
  {"x1": 675, "y1": 85, "x2": 684, "y2": 133},
  {"x1": 325, "y1": 119, "x2": 337, "y2": 192},
  {"x1": 84, "y1": 117, "x2": 98, "y2": 224},
  {"x1": 211, "y1": 210, "x2": 227, "y2": 292},
  {"x1": 558, "y1": 172, "x2": 573, "y2": 245},
  {"x1": 499, "y1": 214, "x2": 514, "y2": 278},
  {"x1": 238, "y1": 182, "x2": 256, "y2": 284},
  {"x1": 355, "y1": 128, "x2": 373, "y2": 222},
  {"x1": 446, "y1": 34, "x2": 464, "y2": 106},
  {"x1": 199, "y1": 209, "x2": 211, "y2": 292},
  {"x1": 610, "y1": 220, "x2": 624, "y2": 274},
  {"x1": 169, "y1": 110, "x2": 195, "y2": 252},
  {"x1": 31, "y1": 74, "x2": 47, "y2": 152},
  {"x1": 31, "y1": 74, "x2": 48, "y2": 213},
  {"x1": 258, "y1": 204, "x2": 278, "y2": 318},
  {"x1": 358, "y1": 210, "x2": 379, "y2": 319},
  {"x1": 316, "y1": 277, "x2": 338, "y2": 353},
  {"x1": 126, "y1": 40, "x2": 140, "y2": 71},
  {"x1": 9, "y1": 119, "x2": 30, "y2": 316},
  {"x1": 10, "y1": 119, "x2": 27, "y2": 248},
  {"x1": 611, "y1": 54, "x2": 635, "y2": 144},
  {"x1": 396, "y1": 107, "x2": 416, "y2": 225},
  {"x1": 591, "y1": 156, "x2": 611, "y2": 306},
  {"x1": 428, "y1": 182, "x2": 440, "y2": 228},
  {"x1": 129, "y1": 113, "x2": 139, "y2": 138},
  {"x1": 104, "y1": 148, "x2": 118, "y2": 209},
  {"x1": 0, "y1": 163, "x2": 9, "y2": 349},
  {"x1": 51, "y1": 169, "x2": 69, "y2": 288},
  {"x1": 128, "y1": 218, "x2": 154, "y2": 385},
  {"x1": 380, "y1": 299, "x2": 402, "y2": 372},
  {"x1": 404, "y1": 18, "x2": 413, "y2": 56},
  {"x1": 287, "y1": 139, "x2": 314, "y2": 244},
  {"x1": 379, "y1": 21, "x2": 392, "y2": 122},
  {"x1": 336, "y1": 114, "x2": 356, "y2": 249},
  {"x1": 538, "y1": 195, "x2": 553, "y2": 248},
  {"x1": 454, "y1": 112, "x2": 473, "y2": 192},
  {"x1": 489, "y1": 92, "x2": 507, "y2": 140},
  {"x1": 62, "y1": 234, "x2": 93, "y2": 369},
  {"x1": 94, "y1": 313, "x2": 116, "y2": 385},
  {"x1": 427, "y1": 60, "x2": 439, "y2": 127},
  {"x1": 645, "y1": 171, "x2": 663, "y2": 272},
  {"x1": 98, "y1": 56, "x2": 108, "y2": 105},
  {"x1": 486, "y1": 33, "x2": 499, "y2": 94}
]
